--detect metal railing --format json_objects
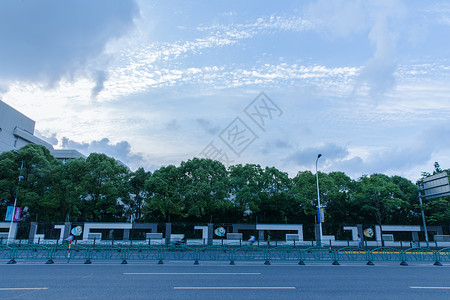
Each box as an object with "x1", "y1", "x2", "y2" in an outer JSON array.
[{"x1": 1, "y1": 242, "x2": 448, "y2": 266}]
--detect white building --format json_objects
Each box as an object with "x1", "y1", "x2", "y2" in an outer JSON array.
[{"x1": 0, "y1": 100, "x2": 85, "y2": 161}]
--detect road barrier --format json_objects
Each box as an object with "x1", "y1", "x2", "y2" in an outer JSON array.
[{"x1": 1, "y1": 242, "x2": 448, "y2": 266}]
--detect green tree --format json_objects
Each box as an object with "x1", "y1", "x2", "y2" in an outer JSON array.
[
  {"x1": 45, "y1": 158, "x2": 87, "y2": 221},
  {"x1": 0, "y1": 150, "x2": 24, "y2": 218},
  {"x1": 144, "y1": 165, "x2": 184, "y2": 222},
  {"x1": 320, "y1": 172, "x2": 355, "y2": 224},
  {"x1": 257, "y1": 166, "x2": 293, "y2": 223},
  {"x1": 390, "y1": 175, "x2": 419, "y2": 224},
  {"x1": 124, "y1": 167, "x2": 151, "y2": 222},
  {"x1": 228, "y1": 164, "x2": 265, "y2": 223},
  {"x1": 8, "y1": 144, "x2": 61, "y2": 221},
  {"x1": 178, "y1": 158, "x2": 230, "y2": 223},
  {"x1": 353, "y1": 174, "x2": 411, "y2": 245},
  {"x1": 290, "y1": 171, "x2": 319, "y2": 223},
  {"x1": 78, "y1": 153, "x2": 129, "y2": 222}
]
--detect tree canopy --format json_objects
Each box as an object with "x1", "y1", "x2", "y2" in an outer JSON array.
[{"x1": 1, "y1": 145, "x2": 448, "y2": 225}]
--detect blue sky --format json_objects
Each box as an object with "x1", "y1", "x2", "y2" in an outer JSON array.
[{"x1": 1, "y1": 0, "x2": 450, "y2": 180}]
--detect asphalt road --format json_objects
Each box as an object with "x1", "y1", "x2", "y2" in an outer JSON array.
[{"x1": 1, "y1": 261, "x2": 449, "y2": 299}]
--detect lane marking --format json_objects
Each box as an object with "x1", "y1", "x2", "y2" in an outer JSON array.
[
  {"x1": 174, "y1": 287, "x2": 296, "y2": 290},
  {"x1": 0, "y1": 288, "x2": 49, "y2": 291},
  {"x1": 410, "y1": 286, "x2": 450, "y2": 290},
  {"x1": 124, "y1": 272, "x2": 261, "y2": 275}
]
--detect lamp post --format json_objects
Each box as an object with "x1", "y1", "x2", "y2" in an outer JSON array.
[
  {"x1": 417, "y1": 184, "x2": 429, "y2": 248},
  {"x1": 7, "y1": 151, "x2": 23, "y2": 244},
  {"x1": 315, "y1": 154, "x2": 322, "y2": 246}
]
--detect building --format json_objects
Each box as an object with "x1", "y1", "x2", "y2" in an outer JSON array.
[{"x1": 0, "y1": 99, "x2": 85, "y2": 161}]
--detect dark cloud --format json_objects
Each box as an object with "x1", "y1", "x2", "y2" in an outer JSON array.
[
  {"x1": 303, "y1": 122, "x2": 450, "y2": 178},
  {"x1": 0, "y1": 0, "x2": 138, "y2": 87},
  {"x1": 34, "y1": 131, "x2": 58, "y2": 146},
  {"x1": 260, "y1": 138, "x2": 292, "y2": 155},
  {"x1": 333, "y1": 145, "x2": 431, "y2": 177},
  {"x1": 61, "y1": 137, "x2": 143, "y2": 170},
  {"x1": 166, "y1": 120, "x2": 181, "y2": 130},
  {"x1": 287, "y1": 143, "x2": 349, "y2": 167},
  {"x1": 357, "y1": 57, "x2": 397, "y2": 97},
  {"x1": 195, "y1": 118, "x2": 221, "y2": 135},
  {"x1": 274, "y1": 139, "x2": 291, "y2": 149},
  {"x1": 91, "y1": 70, "x2": 109, "y2": 98}
]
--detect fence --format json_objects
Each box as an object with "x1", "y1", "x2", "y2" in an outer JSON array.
[{"x1": 1, "y1": 242, "x2": 448, "y2": 266}]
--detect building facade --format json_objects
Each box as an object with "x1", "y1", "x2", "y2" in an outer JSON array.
[{"x1": 0, "y1": 100, "x2": 85, "y2": 161}]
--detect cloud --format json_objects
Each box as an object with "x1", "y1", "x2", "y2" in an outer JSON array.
[
  {"x1": 0, "y1": 0, "x2": 138, "y2": 88},
  {"x1": 97, "y1": 14, "x2": 316, "y2": 100},
  {"x1": 34, "y1": 131, "x2": 58, "y2": 146},
  {"x1": 307, "y1": 0, "x2": 368, "y2": 38},
  {"x1": 102, "y1": 61, "x2": 358, "y2": 101},
  {"x1": 166, "y1": 120, "x2": 181, "y2": 131},
  {"x1": 295, "y1": 121, "x2": 450, "y2": 179},
  {"x1": 425, "y1": 2, "x2": 450, "y2": 26},
  {"x1": 287, "y1": 143, "x2": 349, "y2": 167},
  {"x1": 334, "y1": 146, "x2": 431, "y2": 177},
  {"x1": 197, "y1": 14, "x2": 313, "y2": 34},
  {"x1": 195, "y1": 118, "x2": 221, "y2": 135},
  {"x1": 356, "y1": 1, "x2": 406, "y2": 97},
  {"x1": 91, "y1": 70, "x2": 109, "y2": 98},
  {"x1": 307, "y1": 0, "x2": 406, "y2": 98},
  {"x1": 60, "y1": 137, "x2": 144, "y2": 170}
]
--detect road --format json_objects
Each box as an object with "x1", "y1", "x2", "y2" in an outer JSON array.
[{"x1": 1, "y1": 261, "x2": 449, "y2": 299}]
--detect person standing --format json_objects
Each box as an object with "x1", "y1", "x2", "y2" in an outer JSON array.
[{"x1": 357, "y1": 234, "x2": 363, "y2": 248}]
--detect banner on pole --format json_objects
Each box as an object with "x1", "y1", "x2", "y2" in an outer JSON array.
[
  {"x1": 5, "y1": 206, "x2": 21, "y2": 221},
  {"x1": 317, "y1": 207, "x2": 325, "y2": 223}
]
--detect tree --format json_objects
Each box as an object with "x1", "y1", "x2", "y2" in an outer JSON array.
[
  {"x1": 45, "y1": 158, "x2": 87, "y2": 222},
  {"x1": 0, "y1": 150, "x2": 23, "y2": 219},
  {"x1": 390, "y1": 175, "x2": 419, "y2": 224},
  {"x1": 290, "y1": 171, "x2": 319, "y2": 223},
  {"x1": 178, "y1": 158, "x2": 230, "y2": 223},
  {"x1": 433, "y1": 162, "x2": 442, "y2": 174},
  {"x1": 353, "y1": 174, "x2": 411, "y2": 245},
  {"x1": 257, "y1": 166, "x2": 293, "y2": 223},
  {"x1": 144, "y1": 165, "x2": 184, "y2": 222},
  {"x1": 8, "y1": 144, "x2": 61, "y2": 221},
  {"x1": 320, "y1": 172, "x2": 355, "y2": 224},
  {"x1": 124, "y1": 167, "x2": 151, "y2": 222},
  {"x1": 228, "y1": 164, "x2": 265, "y2": 223},
  {"x1": 78, "y1": 153, "x2": 129, "y2": 222}
]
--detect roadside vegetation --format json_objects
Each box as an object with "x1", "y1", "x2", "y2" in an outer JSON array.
[{"x1": 0, "y1": 144, "x2": 448, "y2": 225}]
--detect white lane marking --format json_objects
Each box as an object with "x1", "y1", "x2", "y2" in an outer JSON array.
[
  {"x1": 124, "y1": 272, "x2": 261, "y2": 275},
  {"x1": 174, "y1": 287, "x2": 296, "y2": 290},
  {"x1": 0, "y1": 287, "x2": 49, "y2": 291},
  {"x1": 410, "y1": 286, "x2": 450, "y2": 290}
]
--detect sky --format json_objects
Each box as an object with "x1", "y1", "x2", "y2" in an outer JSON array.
[{"x1": 1, "y1": 0, "x2": 450, "y2": 181}]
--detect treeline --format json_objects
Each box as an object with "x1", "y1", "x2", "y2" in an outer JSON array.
[{"x1": 0, "y1": 144, "x2": 449, "y2": 226}]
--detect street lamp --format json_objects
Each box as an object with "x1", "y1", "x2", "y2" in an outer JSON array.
[
  {"x1": 7, "y1": 151, "x2": 23, "y2": 244},
  {"x1": 315, "y1": 154, "x2": 322, "y2": 246}
]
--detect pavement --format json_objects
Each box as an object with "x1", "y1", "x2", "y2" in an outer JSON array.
[{"x1": 0, "y1": 261, "x2": 449, "y2": 299}]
